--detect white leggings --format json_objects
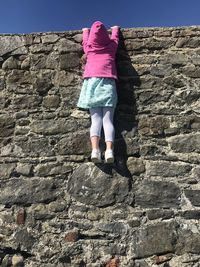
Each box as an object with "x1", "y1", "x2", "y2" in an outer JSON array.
[{"x1": 89, "y1": 107, "x2": 115, "y2": 142}]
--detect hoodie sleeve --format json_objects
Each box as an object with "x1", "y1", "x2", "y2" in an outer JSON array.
[
  {"x1": 110, "y1": 27, "x2": 119, "y2": 49},
  {"x1": 82, "y1": 29, "x2": 90, "y2": 53}
]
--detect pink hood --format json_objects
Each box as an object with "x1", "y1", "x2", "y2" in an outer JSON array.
[
  {"x1": 82, "y1": 21, "x2": 119, "y2": 79},
  {"x1": 87, "y1": 21, "x2": 110, "y2": 49}
]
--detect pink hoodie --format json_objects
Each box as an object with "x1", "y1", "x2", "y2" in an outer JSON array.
[{"x1": 82, "y1": 21, "x2": 119, "y2": 80}]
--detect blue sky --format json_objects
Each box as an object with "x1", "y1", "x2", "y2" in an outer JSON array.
[{"x1": 0, "y1": 0, "x2": 200, "y2": 34}]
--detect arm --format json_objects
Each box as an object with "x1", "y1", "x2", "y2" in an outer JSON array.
[
  {"x1": 110, "y1": 26, "x2": 120, "y2": 46},
  {"x1": 82, "y1": 28, "x2": 90, "y2": 53}
]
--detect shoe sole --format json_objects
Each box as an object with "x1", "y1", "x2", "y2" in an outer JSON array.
[
  {"x1": 105, "y1": 157, "x2": 114, "y2": 164},
  {"x1": 91, "y1": 157, "x2": 102, "y2": 163}
]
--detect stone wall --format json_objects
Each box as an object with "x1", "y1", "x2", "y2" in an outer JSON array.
[{"x1": 0, "y1": 26, "x2": 200, "y2": 267}]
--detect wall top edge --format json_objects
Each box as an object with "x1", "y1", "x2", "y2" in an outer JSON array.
[{"x1": 0, "y1": 25, "x2": 200, "y2": 37}]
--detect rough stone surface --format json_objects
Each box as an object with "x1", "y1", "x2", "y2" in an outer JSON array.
[
  {"x1": 0, "y1": 27, "x2": 200, "y2": 266},
  {"x1": 67, "y1": 162, "x2": 130, "y2": 207}
]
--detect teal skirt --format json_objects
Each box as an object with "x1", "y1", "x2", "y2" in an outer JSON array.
[{"x1": 77, "y1": 77, "x2": 118, "y2": 109}]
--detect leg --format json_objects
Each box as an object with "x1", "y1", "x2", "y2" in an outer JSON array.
[
  {"x1": 90, "y1": 136, "x2": 100, "y2": 150},
  {"x1": 102, "y1": 107, "x2": 115, "y2": 149},
  {"x1": 89, "y1": 107, "x2": 103, "y2": 162},
  {"x1": 89, "y1": 107, "x2": 103, "y2": 150},
  {"x1": 103, "y1": 107, "x2": 115, "y2": 162}
]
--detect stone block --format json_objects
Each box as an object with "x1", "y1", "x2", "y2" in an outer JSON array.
[
  {"x1": 14, "y1": 137, "x2": 55, "y2": 157},
  {"x1": 185, "y1": 189, "x2": 200, "y2": 206},
  {"x1": 146, "y1": 209, "x2": 174, "y2": 220},
  {"x1": 0, "y1": 163, "x2": 17, "y2": 179},
  {"x1": 126, "y1": 157, "x2": 145, "y2": 175},
  {"x1": 0, "y1": 178, "x2": 58, "y2": 205},
  {"x1": 0, "y1": 36, "x2": 25, "y2": 56},
  {"x1": 53, "y1": 71, "x2": 76, "y2": 87},
  {"x1": 2, "y1": 56, "x2": 19, "y2": 70},
  {"x1": 55, "y1": 38, "x2": 82, "y2": 53},
  {"x1": 167, "y1": 133, "x2": 200, "y2": 153},
  {"x1": 15, "y1": 163, "x2": 33, "y2": 176},
  {"x1": 57, "y1": 131, "x2": 91, "y2": 155},
  {"x1": 67, "y1": 162, "x2": 130, "y2": 207},
  {"x1": 0, "y1": 115, "x2": 15, "y2": 137},
  {"x1": 42, "y1": 95, "x2": 60, "y2": 109},
  {"x1": 34, "y1": 163, "x2": 72, "y2": 177},
  {"x1": 14, "y1": 228, "x2": 35, "y2": 251},
  {"x1": 138, "y1": 116, "x2": 170, "y2": 136},
  {"x1": 176, "y1": 227, "x2": 200, "y2": 254},
  {"x1": 135, "y1": 180, "x2": 181, "y2": 208},
  {"x1": 132, "y1": 221, "x2": 178, "y2": 258},
  {"x1": 59, "y1": 53, "x2": 80, "y2": 69},
  {"x1": 12, "y1": 95, "x2": 43, "y2": 109},
  {"x1": 146, "y1": 160, "x2": 192, "y2": 177},
  {"x1": 30, "y1": 118, "x2": 77, "y2": 135},
  {"x1": 41, "y1": 34, "x2": 59, "y2": 44}
]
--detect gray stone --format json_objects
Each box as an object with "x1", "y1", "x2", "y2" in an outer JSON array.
[
  {"x1": 146, "y1": 160, "x2": 192, "y2": 177},
  {"x1": 181, "y1": 210, "x2": 200, "y2": 220},
  {"x1": 15, "y1": 137, "x2": 55, "y2": 157},
  {"x1": 30, "y1": 118, "x2": 78, "y2": 135},
  {"x1": 29, "y1": 44, "x2": 53, "y2": 53},
  {"x1": 33, "y1": 72, "x2": 53, "y2": 95},
  {"x1": 191, "y1": 55, "x2": 200, "y2": 65},
  {"x1": 127, "y1": 157, "x2": 145, "y2": 175},
  {"x1": 12, "y1": 254, "x2": 24, "y2": 266},
  {"x1": 176, "y1": 227, "x2": 200, "y2": 254},
  {"x1": 163, "y1": 75, "x2": 185, "y2": 88},
  {"x1": 2, "y1": 56, "x2": 19, "y2": 70},
  {"x1": 46, "y1": 53, "x2": 59, "y2": 69},
  {"x1": 1, "y1": 254, "x2": 12, "y2": 267},
  {"x1": 138, "y1": 116, "x2": 170, "y2": 136},
  {"x1": 42, "y1": 95, "x2": 60, "y2": 108},
  {"x1": 73, "y1": 33, "x2": 82, "y2": 43},
  {"x1": 0, "y1": 95, "x2": 9, "y2": 109},
  {"x1": 167, "y1": 133, "x2": 200, "y2": 153},
  {"x1": 143, "y1": 37, "x2": 174, "y2": 49},
  {"x1": 146, "y1": 209, "x2": 174, "y2": 220},
  {"x1": 150, "y1": 64, "x2": 173, "y2": 77},
  {"x1": 14, "y1": 228, "x2": 35, "y2": 251},
  {"x1": 30, "y1": 54, "x2": 47, "y2": 69},
  {"x1": 1, "y1": 144, "x2": 23, "y2": 157},
  {"x1": 15, "y1": 163, "x2": 33, "y2": 176},
  {"x1": 53, "y1": 71, "x2": 77, "y2": 87},
  {"x1": 97, "y1": 222, "x2": 128, "y2": 235},
  {"x1": 21, "y1": 56, "x2": 30, "y2": 69},
  {"x1": 0, "y1": 178, "x2": 58, "y2": 205},
  {"x1": 160, "y1": 53, "x2": 188, "y2": 65},
  {"x1": 6, "y1": 69, "x2": 34, "y2": 85},
  {"x1": 11, "y1": 46, "x2": 28, "y2": 55},
  {"x1": 0, "y1": 115, "x2": 15, "y2": 137},
  {"x1": 12, "y1": 95, "x2": 43, "y2": 109},
  {"x1": 135, "y1": 180, "x2": 181, "y2": 208},
  {"x1": 132, "y1": 221, "x2": 178, "y2": 258},
  {"x1": 0, "y1": 36, "x2": 25, "y2": 56},
  {"x1": 59, "y1": 53, "x2": 80, "y2": 69},
  {"x1": 182, "y1": 65, "x2": 200, "y2": 78},
  {"x1": 41, "y1": 34, "x2": 59, "y2": 44},
  {"x1": 67, "y1": 162, "x2": 130, "y2": 207},
  {"x1": 55, "y1": 38, "x2": 82, "y2": 52},
  {"x1": 181, "y1": 37, "x2": 200, "y2": 48},
  {"x1": 185, "y1": 189, "x2": 200, "y2": 206},
  {"x1": 0, "y1": 76, "x2": 5, "y2": 90},
  {"x1": 34, "y1": 163, "x2": 72, "y2": 177},
  {"x1": 57, "y1": 131, "x2": 91, "y2": 155},
  {"x1": 0, "y1": 163, "x2": 16, "y2": 179}
]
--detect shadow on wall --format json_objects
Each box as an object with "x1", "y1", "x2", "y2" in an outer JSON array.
[
  {"x1": 100, "y1": 30, "x2": 141, "y2": 179},
  {"x1": 114, "y1": 30, "x2": 140, "y2": 176}
]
